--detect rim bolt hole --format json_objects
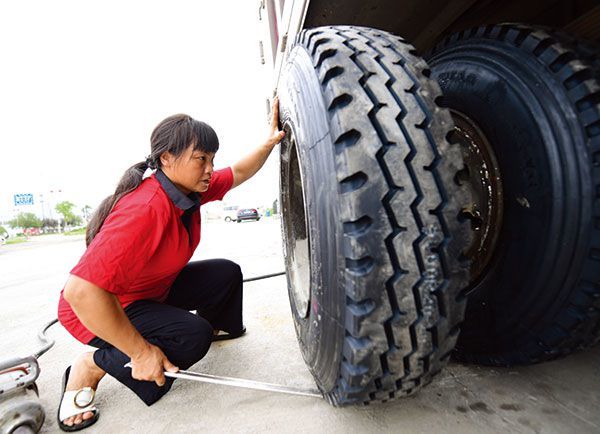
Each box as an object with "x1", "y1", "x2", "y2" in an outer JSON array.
[
  {"x1": 459, "y1": 207, "x2": 482, "y2": 231},
  {"x1": 454, "y1": 166, "x2": 471, "y2": 186},
  {"x1": 446, "y1": 129, "x2": 460, "y2": 144},
  {"x1": 471, "y1": 216, "x2": 483, "y2": 231}
]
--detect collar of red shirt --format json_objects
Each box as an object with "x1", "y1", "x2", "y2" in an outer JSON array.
[{"x1": 155, "y1": 169, "x2": 201, "y2": 214}]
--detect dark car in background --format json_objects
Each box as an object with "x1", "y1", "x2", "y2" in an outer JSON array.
[{"x1": 236, "y1": 208, "x2": 260, "y2": 222}]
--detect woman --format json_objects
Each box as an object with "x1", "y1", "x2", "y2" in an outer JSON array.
[{"x1": 56, "y1": 99, "x2": 285, "y2": 431}]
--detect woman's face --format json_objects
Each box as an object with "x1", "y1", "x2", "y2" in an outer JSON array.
[{"x1": 160, "y1": 144, "x2": 216, "y2": 195}]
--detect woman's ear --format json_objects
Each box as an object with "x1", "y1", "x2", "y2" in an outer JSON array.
[{"x1": 160, "y1": 151, "x2": 175, "y2": 168}]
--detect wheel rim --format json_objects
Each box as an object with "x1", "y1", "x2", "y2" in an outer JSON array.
[
  {"x1": 451, "y1": 110, "x2": 504, "y2": 284},
  {"x1": 282, "y1": 127, "x2": 311, "y2": 318}
]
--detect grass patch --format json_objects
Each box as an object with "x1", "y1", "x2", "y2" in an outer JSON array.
[
  {"x1": 65, "y1": 228, "x2": 86, "y2": 236},
  {"x1": 5, "y1": 237, "x2": 28, "y2": 245}
]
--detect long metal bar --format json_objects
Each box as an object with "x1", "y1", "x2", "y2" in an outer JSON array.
[{"x1": 163, "y1": 369, "x2": 322, "y2": 399}]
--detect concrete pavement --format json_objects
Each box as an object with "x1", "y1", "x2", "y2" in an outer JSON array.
[{"x1": 1, "y1": 219, "x2": 599, "y2": 433}]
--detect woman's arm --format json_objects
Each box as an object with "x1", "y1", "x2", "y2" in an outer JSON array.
[
  {"x1": 63, "y1": 275, "x2": 178, "y2": 386},
  {"x1": 231, "y1": 97, "x2": 285, "y2": 189}
]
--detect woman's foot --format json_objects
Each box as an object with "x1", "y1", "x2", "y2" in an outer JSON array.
[
  {"x1": 212, "y1": 326, "x2": 246, "y2": 341},
  {"x1": 61, "y1": 352, "x2": 106, "y2": 428}
]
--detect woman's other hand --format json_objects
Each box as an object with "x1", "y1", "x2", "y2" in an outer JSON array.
[
  {"x1": 231, "y1": 96, "x2": 286, "y2": 189},
  {"x1": 265, "y1": 96, "x2": 285, "y2": 148},
  {"x1": 130, "y1": 342, "x2": 179, "y2": 386}
]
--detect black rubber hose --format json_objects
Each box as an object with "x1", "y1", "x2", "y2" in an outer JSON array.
[
  {"x1": 36, "y1": 271, "x2": 286, "y2": 358},
  {"x1": 243, "y1": 271, "x2": 285, "y2": 283},
  {"x1": 33, "y1": 318, "x2": 58, "y2": 359}
]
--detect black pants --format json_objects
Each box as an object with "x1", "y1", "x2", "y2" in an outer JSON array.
[{"x1": 88, "y1": 259, "x2": 244, "y2": 406}]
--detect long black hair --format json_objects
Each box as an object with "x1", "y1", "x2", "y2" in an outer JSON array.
[{"x1": 86, "y1": 114, "x2": 219, "y2": 246}]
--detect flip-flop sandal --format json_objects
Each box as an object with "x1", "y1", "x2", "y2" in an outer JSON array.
[
  {"x1": 57, "y1": 366, "x2": 100, "y2": 432},
  {"x1": 212, "y1": 326, "x2": 247, "y2": 341}
]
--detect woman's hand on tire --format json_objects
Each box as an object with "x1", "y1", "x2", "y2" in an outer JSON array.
[
  {"x1": 130, "y1": 342, "x2": 178, "y2": 386},
  {"x1": 264, "y1": 96, "x2": 285, "y2": 148}
]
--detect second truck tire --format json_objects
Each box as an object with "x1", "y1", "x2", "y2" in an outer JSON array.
[
  {"x1": 278, "y1": 26, "x2": 473, "y2": 405},
  {"x1": 428, "y1": 25, "x2": 600, "y2": 366}
]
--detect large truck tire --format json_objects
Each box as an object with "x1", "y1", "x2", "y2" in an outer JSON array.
[
  {"x1": 278, "y1": 26, "x2": 473, "y2": 405},
  {"x1": 427, "y1": 25, "x2": 600, "y2": 366}
]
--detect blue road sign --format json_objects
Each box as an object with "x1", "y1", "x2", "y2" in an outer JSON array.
[{"x1": 14, "y1": 193, "x2": 34, "y2": 206}]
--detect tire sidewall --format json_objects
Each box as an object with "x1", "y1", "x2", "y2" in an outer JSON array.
[{"x1": 279, "y1": 45, "x2": 345, "y2": 392}]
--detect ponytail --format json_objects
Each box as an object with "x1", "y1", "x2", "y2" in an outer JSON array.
[{"x1": 85, "y1": 161, "x2": 149, "y2": 246}]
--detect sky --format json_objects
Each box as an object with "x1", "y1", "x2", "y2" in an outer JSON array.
[{"x1": 0, "y1": 0, "x2": 277, "y2": 222}]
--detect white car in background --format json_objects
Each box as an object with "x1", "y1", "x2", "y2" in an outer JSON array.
[{"x1": 222, "y1": 205, "x2": 239, "y2": 222}]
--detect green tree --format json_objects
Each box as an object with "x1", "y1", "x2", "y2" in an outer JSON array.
[
  {"x1": 70, "y1": 215, "x2": 83, "y2": 226},
  {"x1": 55, "y1": 201, "x2": 80, "y2": 226},
  {"x1": 0, "y1": 225, "x2": 8, "y2": 238},
  {"x1": 9, "y1": 212, "x2": 42, "y2": 229}
]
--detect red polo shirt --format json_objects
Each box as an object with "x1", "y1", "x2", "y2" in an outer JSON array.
[{"x1": 58, "y1": 167, "x2": 233, "y2": 344}]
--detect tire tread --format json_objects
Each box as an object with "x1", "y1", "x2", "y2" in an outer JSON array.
[{"x1": 298, "y1": 26, "x2": 472, "y2": 404}]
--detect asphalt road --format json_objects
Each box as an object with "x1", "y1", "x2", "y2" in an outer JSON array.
[{"x1": 1, "y1": 218, "x2": 599, "y2": 433}]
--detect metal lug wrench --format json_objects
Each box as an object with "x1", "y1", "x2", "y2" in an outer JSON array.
[{"x1": 124, "y1": 363, "x2": 322, "y2": 399}]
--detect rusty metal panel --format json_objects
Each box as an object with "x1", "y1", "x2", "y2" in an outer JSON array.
[
  {"x1": 304, "y1": 0, "x2": 599, "y2": 51},
  {"x1": 305, "y1": 0, "x2": 453, "y2": 43},
  {"x1": 564, "y1": 4, "x2": 600, "y2": 42}
]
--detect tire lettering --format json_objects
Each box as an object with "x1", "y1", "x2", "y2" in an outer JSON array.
[{"x1": 438, "y1": 70, "x2": 477, "y2": 87}]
